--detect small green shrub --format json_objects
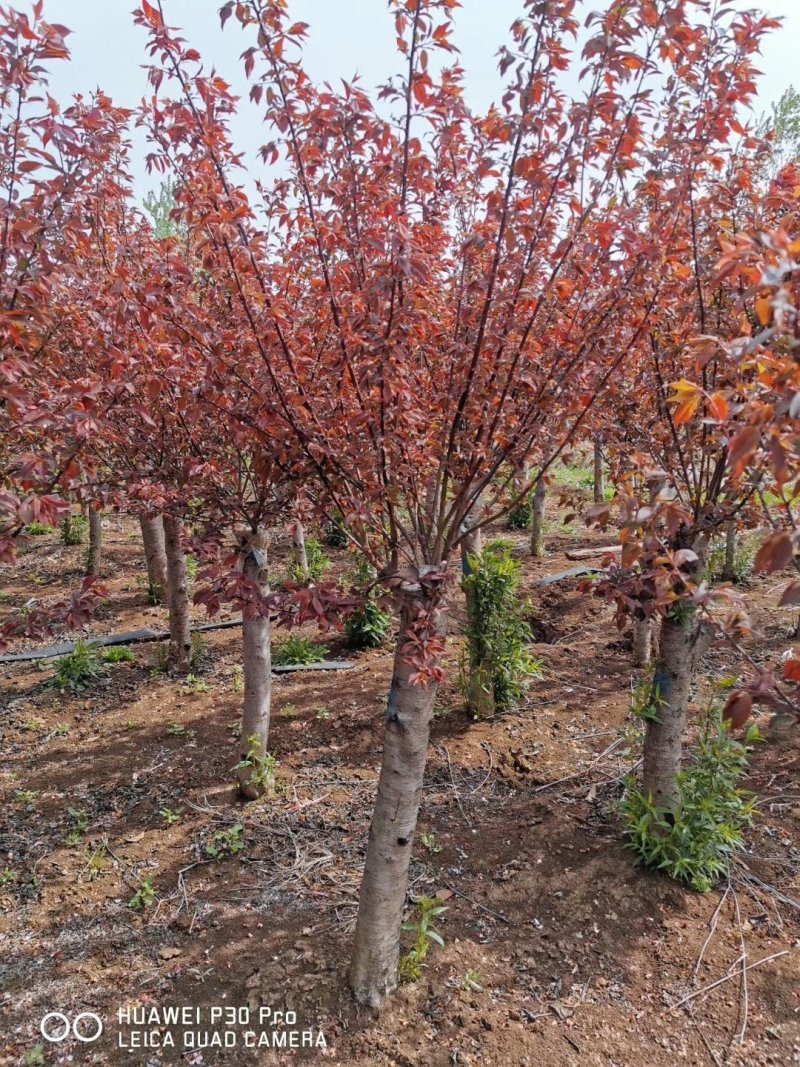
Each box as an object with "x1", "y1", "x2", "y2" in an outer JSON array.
[
  {"x1": 324, "y1": 511, "x2": 349, "y2": 548},
  {"x1": 160, "y1": 807, "x2": 183, "y2": 825},
  {"x1": 622, "y1": 710, "x2": 759, "y2": 892},
  {"x1": 235, "y1": 735, "x2": 278, "y2": 794},
  {"x1": 461, "y1": 540, "x2": 543, "y2": 712},
  {"x1": 103, "y1": 645, "x2": 135, "y2": 663},
  {"x1": 25, "y1": 521, "x2": 53, "y2": 536},
  {"x1": 206, "y1": 824, "x2": 245, "y2": 860},
  {"x1": 399, "y1": 897, "x2": 447, "y2": 983},
  {"x1": 288, "y1": 538, "x2": 330, "y2": 584},
  {"x1": 345, "y1": 556, "x2": 392, "y2": 650},
  {"x1": 272, "y1": 634, "x2": 327, "y2": 666},
  {"x1": 506, "y1": 497, "x2": 532, "y2": 530},
  {"x1": 129, "y1": 876, "x2": 157, "y2": 910},
  {"x1": 52, "y1": 641, "x2": 103, "y2": 692},
  {"x1": 60, "y1": 514, "x2": 88, "y2": 546}
]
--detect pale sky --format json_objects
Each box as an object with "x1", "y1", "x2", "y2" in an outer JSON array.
[{"x1": 38, "y1": 0, "x2": 800, "y2": 201}]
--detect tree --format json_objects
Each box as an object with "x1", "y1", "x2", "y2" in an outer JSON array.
[{"x1": 134, "y1": 0, "x2": 775, "y2": 1006}]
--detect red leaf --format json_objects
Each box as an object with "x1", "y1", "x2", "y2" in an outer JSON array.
[
  {"x1": 722, "y1": 690, "x2": 752, "y2": 729},
  {"x1": 754, "y1": 531, "x2": 795, "y2": 575}
]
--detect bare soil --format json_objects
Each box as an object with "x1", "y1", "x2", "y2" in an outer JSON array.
[{"x1": 1, "y1": 511, "x2": 798, "y2": 1067}]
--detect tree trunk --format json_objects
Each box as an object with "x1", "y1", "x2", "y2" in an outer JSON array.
[
  {"x1": 85, "y1": 507, "x2": 102, "y2": 576},
  {"x1": 721, "y1": 523, "x2": 737, "y2": 582},
  {"x1": 593, "y1": 440, "x2": 605, "y2": 504},
  {"x1": 632, "y1": 614, "x2": 651, "y2": 668},
  {"x1": 140, "y1": 514, "x2": 169, "y2": 605},
  {"x1": 349, "y1": 603, "x2": 448, "y2": 1008},
  {"x1": 642, "y1": 612, "x2": 712, "y2": 812},
  {"x1": 530, "y1": 476, "x2": 547, "y2": 558},
  {"x1": 238, "y1": 528, "x2": 272, "y2": 800},
  {"x1": 291, "y1": 519, "x2": 308, "y2": 578},
  {"x1": 461, "y1": 524, "x2": 494, "y2": 719},
  {"x1": 163, "y1": 515, "x2": 191, "y2": 673}
]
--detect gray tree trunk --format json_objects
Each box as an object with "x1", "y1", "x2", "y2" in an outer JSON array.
[
  {"x1": 85, "y1": 508, "x2": 102, "y2": 576},
  {"x1": 593, "y1": 440, "x2": 605, "y2": 504},
  {"x1": 140, "y1": 514, "x2": 169, "y2": 605},
  {"x1": 632, "y1": 615, "x2": 652, "y2": 668},
  {"x1": 349, "y1": 604, "x2": 448, "y2": 1007},
  {"x1": 291, "y1": 519, "x2": 309, "y2": 579},
  {"x1": 238, "y1": 528, "x2": 272, "y2": 800},
  {"x1": 530, "y1": 476, "x2": 547, "y2": 557},
  {"x1": 642, "y1": 611, "x2": 712, "y2": 812},
  {"x1": 163, "y1": 515, "x2": 191, "y2": 673}
]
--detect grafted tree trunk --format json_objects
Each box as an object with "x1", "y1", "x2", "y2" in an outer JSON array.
[
  {"x1": 530, "y1": 476, "x2": 547, "y2": 557},
  {"x1": 350, "y1": 603, "x2": 448, "y2": 1007},
  {"x1": 291, "y1": 519, "x2": 309, "y2": 578},
  {"x1": 461, "y1": 523, "x2": 494, "y2": 718},
  {"x1": 722, "y1": 523, "x2": 737, "y2": 582},
  {"x1": 642, "y1": 610, "x2": 713, "y2": 812},
  {"x1": 632, "y1": 614, "x2": 652, "y2": 668},
  {"x1": 593, "y1": 440, "x2": 605, "y2": 504},
  {"x1": 163, "y1": 515, "x2": 191, "y2": 673},
  {"x1": 238, "y1": 527, "x2": 272, "y2": 800},
  {"x1": 140, "y1": 514, "x2": 169, "y2": 605},
  {"x1": 85, "y1": 507, "x2": 103, "y2": 576}
]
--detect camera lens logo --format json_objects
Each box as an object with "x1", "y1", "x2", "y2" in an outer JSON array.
[{"x1": 40, "y1": 1012, "x2": 103, "y2": 1043}]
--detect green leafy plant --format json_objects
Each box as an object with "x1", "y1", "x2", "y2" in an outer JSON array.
[
  {"x1": 60, "y1": 514, "x2": 88, "y2": 546},
  {"x1": 461, "y1": 968, "x2": 483, "y2": 992},
  {"x1": 14, "y1": 789, "x2": 37, "y2": 805},
  {"x1": 324, "y1": 511, "x2": 349, "y2": 548},
  {"x1": 206, "y1": 824, "x2": 245, "y2": 860},
  {"x1": 420, "y1": 831, "x2": 442, "y2": 854},
  {"x1": 186, "y1": 552, "x2": 199, "y2": 584},
  {"x1": 65, "y1": 807, "x2": 89, "y2": 846},
  {"x1": 166, "y1": 722, "x2": 197, "y2": 740},
  {"x1": 272, "y1": 633, "x2": 327, "y2": 666},
  {"x1": 1, "y1": 867, "x2": 18, "y2": 885},
  {"x1": 506, "y1": 496, "x2": 532, "y2": 530},
  {"x1": 160, "y1": 807, "x2": 183, "y2": 825},
  {"x1": 180, "y1": 673, "x2": 208, "y2": 694},
  {"x1": 229, "y1": 664, "x2": 244, "y2": 692},
  {"x1": 22, "y1": 1045, "x2": 45, "y2": 1067},
  {"x1": 461, "y1": 540, "x2": 543, "y2": 713},
  {"x1": 25, "y1": 521, "x2": 53, "y2": 536},
  {"x1": 190, "y1": 632, "x2": 205, "y2": 670},
  {"x1": 399, "y1": 897, "x2": 448, "y2": 983},
  {"x1": 316, "y1": 707, "x2": 331, "y2": 721},
  {"x1": 52, "y1": 640, "x2": 104, "y2": 693},
  {"x1": 631, "y1": 667, "x2": 664, "y2": 724},
  {"x1": 103, "y1": 645, "x2": 135, "y2": 663},
  {"x1": 288, "y1": 538, "x2": 331, "y2": 584},
  {"x1": 345, "y1": 556, "x2": 392, "y2": 650},
  {"x1": 235, "y1": 736, "x2": 278, "y2": 794},
  {"x1": 129, "y1": 875, "x2": 157, "y2": 910},
  {"x1": 622, "y1": 709, "x2": 759, "y2": 892}
]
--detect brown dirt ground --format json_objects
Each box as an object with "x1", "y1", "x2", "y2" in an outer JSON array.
[{"x1": 1, "y1": 508, "x2": 798, "y2": 1067}]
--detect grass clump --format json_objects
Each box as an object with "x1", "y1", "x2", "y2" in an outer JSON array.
[
  {"x1": 52, "y1": 641, "x2": 103, "y2": 693},
  {"x1": 272, "y1": 633, "x2": 327, "y2": 666},
  {"x1": 288, "y1": 538, "x2": 331, "y2": 584}
]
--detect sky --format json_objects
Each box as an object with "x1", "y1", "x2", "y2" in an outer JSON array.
[{"x1": 39, "y1": 0, "x2": 800, "y2": 201}]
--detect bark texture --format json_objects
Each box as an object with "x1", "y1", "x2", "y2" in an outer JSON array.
[
  {"x1": 530, "y1": 476, "x2": 547, "y2": 557},
  {"x1": 140, "y1": 515, "x2": 169, "y2": 605},
  {"x1": 643, "y1": 612, "x2": 713, "y2": 811},
  {"x1": 349, "y1": 605, "x2": 448, "y2": 1007},
  {"x1": 85, "y1": 508, "x2": 102, "y2": 576},
  {"x1": 291, "y1": 519, "x2": 309, "y2": 578},
  {"x1": 238, "y1": 528, "x2": 272, "y2": 800},
  {"x1": 593, "y1": 440, "x2": 605, "y2": 504},
  {"x1": 163, "y1": 515, "x2": 192, "y2": 673},
  {"x1": 632, "y1": 615, "x2": 652, "y2": 668}
]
